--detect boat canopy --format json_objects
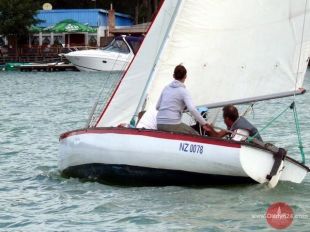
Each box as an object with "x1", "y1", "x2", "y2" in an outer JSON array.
[{"x1": 124, "y1": 36, "x2": 144, "y2": 54}]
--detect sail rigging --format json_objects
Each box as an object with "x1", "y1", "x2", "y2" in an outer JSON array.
[
  {"x1": 96, "y1": 0, "x2": 310, "y2": 127},
  {"x1": 96, "y1": 0, "x2": 181, "y2": 127}
]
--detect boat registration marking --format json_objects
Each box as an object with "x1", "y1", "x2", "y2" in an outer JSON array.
[{"x1": 179, "y1": 142, "x2": 203, "y2": 154}]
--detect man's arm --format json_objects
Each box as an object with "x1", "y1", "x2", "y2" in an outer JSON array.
[
  {"x1": 183, "y1": 90, "x2": 207, "y2": 125},
  {"x1": 203, "y1": 124, "x2": 229, "y2": 138}
]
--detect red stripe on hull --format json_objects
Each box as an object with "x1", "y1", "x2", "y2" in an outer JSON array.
[{"x1": 60, "y1": 127, "x2": 241, "y2": 148}]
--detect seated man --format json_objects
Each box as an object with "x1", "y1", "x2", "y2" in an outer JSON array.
[
  {"x1": 137, "y1": 107, "x2": 209, "y2": 132},
  {"x1": 205, "y1": 104, "x2": 263, "y2": 142},
  {"x1": 156, "y1": 65, "x2": 209, "y2": 135}
]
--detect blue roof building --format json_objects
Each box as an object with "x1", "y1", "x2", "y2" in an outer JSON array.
[
  {"x1": 36, "y1": 9, "x2": 133, "y2": 28},
  {"x1": 31, "y1": 9, "x2": 133, "y2": 47}
]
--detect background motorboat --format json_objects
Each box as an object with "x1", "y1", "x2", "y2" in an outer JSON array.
[{"x1": 65, "y1": 35, "x2": 143, "y2": 72}]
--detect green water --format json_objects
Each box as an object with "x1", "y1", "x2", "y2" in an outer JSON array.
[{"x1": 0, "y1": 71, "x2": 309, "y2": 231}]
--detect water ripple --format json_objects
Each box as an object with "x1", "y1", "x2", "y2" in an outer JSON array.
[{"x1": 0, "y1": 71, "x2": 310, "y2": 231}]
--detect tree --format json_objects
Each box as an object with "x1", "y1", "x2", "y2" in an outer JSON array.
[{"x1": 0, "y1": 0, "x2": 41, "y2": 48}]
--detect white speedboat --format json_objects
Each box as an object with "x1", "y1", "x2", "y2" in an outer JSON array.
[{"x1": 64, "y1": 35, "x2": 143, "y2": 72}]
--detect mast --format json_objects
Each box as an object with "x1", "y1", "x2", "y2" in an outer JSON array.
[{"x1": 130, "y1": 0, "x2": 183, "y2": 125}]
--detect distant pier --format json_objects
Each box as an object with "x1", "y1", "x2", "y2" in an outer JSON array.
[{"x1": 18, "y1": 63, "x2": 78, "y2": 72}]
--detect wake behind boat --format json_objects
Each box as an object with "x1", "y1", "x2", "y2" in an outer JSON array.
[{"x1": 59, "y1": 0, "x2": 310, "y2": 187}]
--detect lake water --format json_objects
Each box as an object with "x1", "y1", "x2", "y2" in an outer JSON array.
[{"x1": 0, "y1": 70, "x2": 309, "y2": 231}]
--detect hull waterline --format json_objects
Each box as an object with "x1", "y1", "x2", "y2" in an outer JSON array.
[
  {"x1": 65, "y1": 50, "x2": 132, "y2": 72},
  {"x1": 61, "y1": 163, "x2": 254, "y2": 186}
]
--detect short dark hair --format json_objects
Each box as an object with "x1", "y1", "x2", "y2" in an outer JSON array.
[
  {"x1": 173, "y1": 65, "x2": 187, "y2": 80},
  {"x1": 223, "y1": 104, "x2": 239, "y2": 122}
]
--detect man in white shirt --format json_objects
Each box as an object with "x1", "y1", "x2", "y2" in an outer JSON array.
[{"x1": 136, "y1": 109, "x2": 157, "y2": 130}]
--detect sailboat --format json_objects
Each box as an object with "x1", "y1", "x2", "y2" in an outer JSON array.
[{"x1": 59, "y1": 0, "x2": 310, "y2": 187}]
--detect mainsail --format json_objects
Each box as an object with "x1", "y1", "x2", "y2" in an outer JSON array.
[{"x1": 97, "y1": 0, "x2": 310, "y2": 127}]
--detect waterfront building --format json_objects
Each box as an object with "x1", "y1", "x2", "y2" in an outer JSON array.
[{"x1": 30, "y1": 8, "x2": 133, "y2": 47}]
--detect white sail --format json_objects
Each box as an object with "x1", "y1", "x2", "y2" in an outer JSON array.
[
  {"x1": 96, "y1": 0, "x2": 182, "y2": 127},
  {"x1": 97, "y1": 0, "x2": 310, "y2": 127}
]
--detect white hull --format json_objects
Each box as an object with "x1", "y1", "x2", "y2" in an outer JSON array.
[
  {"x1": 65, "y1": 50, "x2": 133, "y2": 72},
  {"x1": 59, "y1": 128, "x2": 309, "y2": 186}
]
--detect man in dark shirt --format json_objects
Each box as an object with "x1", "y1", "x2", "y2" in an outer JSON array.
[{"x1": 205, "y1": 104, "x2": 262, "y2": 141}]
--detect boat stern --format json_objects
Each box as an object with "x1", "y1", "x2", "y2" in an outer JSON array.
[{"x1": 239, "y1": 144, "x2": 309, "y2": 187}]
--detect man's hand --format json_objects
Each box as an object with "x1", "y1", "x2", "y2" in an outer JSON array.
[
  {"x1": 202, "y1": 123, "x2": 213, "y2": 133},
  {"x1": 203, "y1": 123, "x2": 228, "y2": 138}
]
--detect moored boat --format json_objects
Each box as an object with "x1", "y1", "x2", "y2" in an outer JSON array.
[{"x1": 65, "y1": 35, "x2": 143, "y2": 72}]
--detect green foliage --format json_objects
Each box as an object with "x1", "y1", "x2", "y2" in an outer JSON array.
[{"x1": 0, "y1": 0, "x2": 41, "y2": 37}]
